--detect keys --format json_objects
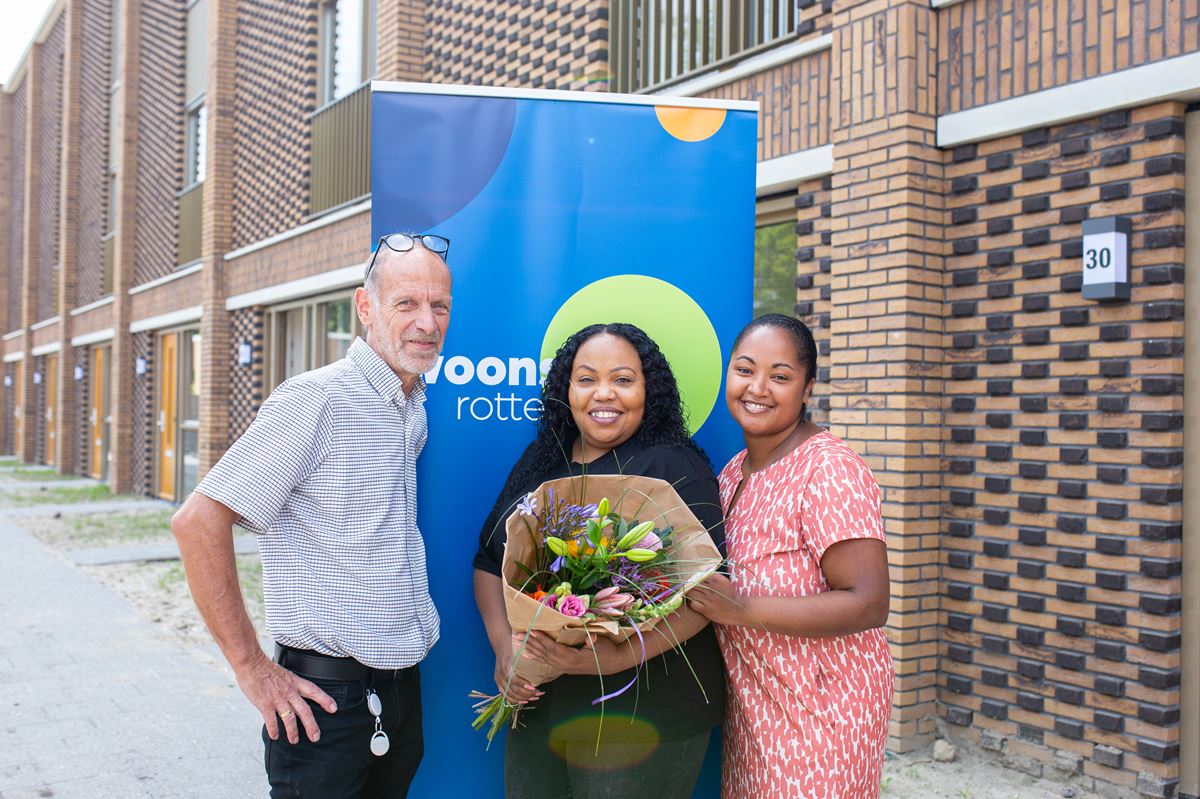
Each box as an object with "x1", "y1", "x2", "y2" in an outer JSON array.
[{"x1": 366, "y1": 689, "x2": 390, "y2": 757}]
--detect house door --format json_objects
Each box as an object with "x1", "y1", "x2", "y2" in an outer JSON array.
[
  {"x1": 88, "y1": 346, "x2": 109, "y2": 480},
  {"x1": 13, "y1": 364, "x2": 23, "y2": 458},
  {"x1": 157, "y1": 332, "x2": 178, "y2": 500}
]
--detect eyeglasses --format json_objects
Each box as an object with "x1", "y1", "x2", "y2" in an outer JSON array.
[{"x1": 364, "y1": 233, "x2": 451, "y2": 281}]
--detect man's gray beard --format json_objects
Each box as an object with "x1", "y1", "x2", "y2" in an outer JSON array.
[{"x1": 388, "y1": 340, "x2": 440, "y2": 378}]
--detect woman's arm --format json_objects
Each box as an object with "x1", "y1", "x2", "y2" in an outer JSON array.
[
  {"x1": 473, "y1": 569, "x2": 543, "y2": 703},
  {"x1": 520, "y1": 601, "x2": 711, "y2": 676},
  {"x1": 688, "y1": 538, "x2": 890, "y2": 637}
]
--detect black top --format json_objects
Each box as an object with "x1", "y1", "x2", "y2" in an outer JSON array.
[{"x1": 473, "y1": 438, "x2": 727, "y2": 742}]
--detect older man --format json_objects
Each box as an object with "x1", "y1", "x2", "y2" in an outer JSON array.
[{"x1": 172, "y1": 234, "x2": 452, "y2": 798}]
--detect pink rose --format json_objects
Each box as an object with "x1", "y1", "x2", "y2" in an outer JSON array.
[
  {"x1": 556, "y1": 594, "x2": 588, "y2": 617},
  {"x1": 641, "y1": 532, "x2": 663, "y2": 552}
]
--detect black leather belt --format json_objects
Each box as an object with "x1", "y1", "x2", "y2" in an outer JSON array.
[{"x1": 274, "y1": 644, "x2": 418, "y2": 683}]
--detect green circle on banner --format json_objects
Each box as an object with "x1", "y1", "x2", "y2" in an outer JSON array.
[{"x1": 540, "y1": 275, "x2": 721, "y2": 434}]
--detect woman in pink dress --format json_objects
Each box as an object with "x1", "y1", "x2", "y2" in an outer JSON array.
[{"x1": 689, "y1": 314, "x2": 893, "y2": 799}]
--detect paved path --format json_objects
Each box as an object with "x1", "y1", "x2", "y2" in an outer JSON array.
[
  {"x1": 0, "y1": 517, "x2": 265, "y2": 798},
  {"x1": 0, "y1": 499, "x2": 167, "y2": 518},
  {"x1": 66, "y1": 536, "x2": 258, "y2": 566}
]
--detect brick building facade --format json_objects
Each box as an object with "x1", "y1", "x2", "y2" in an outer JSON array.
[{"x1": 0, "y1": 0, "x2": 1196, "y2": 796}]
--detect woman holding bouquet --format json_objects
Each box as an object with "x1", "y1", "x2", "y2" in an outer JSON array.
[
  {"x1": 472, "y1": 322, "x2": 726, "y2": 799},
  {"x1": 688, "y1": 314, "x2": 893, "y2": 799}
]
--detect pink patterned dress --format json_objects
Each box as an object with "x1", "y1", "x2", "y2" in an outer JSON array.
[{"x1": 715, "y1": 431, "x2": 894, "y2": 799}]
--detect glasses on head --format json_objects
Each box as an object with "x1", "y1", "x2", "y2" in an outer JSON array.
[{"x1": 364, "y1": 233, "x2": 451, "y2": 281}]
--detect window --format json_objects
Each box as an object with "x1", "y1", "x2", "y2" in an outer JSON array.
[
  {"x1": 183, "y1": 0, "x2": 207, "y2": 187},
  {"x1": 753, "y1": 195, "x2": 798, "y2": 317},
  {"x1": 110, "y1": 0, "x2": 121, "y2": 86},
  {"x1": 268, "y1": 293, "x2": 362, "y2": 390},
  {"x1": 185, "y1": 103, "x2": 207, "y2": 186},
  {"x1": 319, "y1": 0, "x2": 376, "y2": 105}
]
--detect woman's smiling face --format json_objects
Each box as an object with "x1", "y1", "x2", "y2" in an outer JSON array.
[
  {"x1": 568, "y1": 333, "x2": 647, "y2": 457},
  {"x1": 725, "y1": 325, "x2": 813, "y2": 437}
]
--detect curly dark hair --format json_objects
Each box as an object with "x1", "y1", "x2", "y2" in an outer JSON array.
[{"x1": 487, "y1": 322, "x2": 708, "y2": 525}]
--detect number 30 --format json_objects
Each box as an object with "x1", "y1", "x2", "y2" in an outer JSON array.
[{"x1": 1085, "y1": 248, "x2": 1112, "y2": 269}]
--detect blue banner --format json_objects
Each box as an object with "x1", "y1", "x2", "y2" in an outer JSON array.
[{"x1": 371, "y1": 84, "x2": 757, "y2": 796}]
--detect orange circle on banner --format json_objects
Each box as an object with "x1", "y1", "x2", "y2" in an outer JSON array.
[{"x1": 654, "y1": 106, "x2": 726, "y2": 142}]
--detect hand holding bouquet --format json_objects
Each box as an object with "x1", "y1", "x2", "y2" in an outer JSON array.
[{"x1": 470, "y1": 474, "x2": 722, "y2": 745}]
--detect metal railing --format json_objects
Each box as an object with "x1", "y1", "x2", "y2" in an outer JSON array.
[
  {"x1": 310, "y1": 82, "x2": 371, "y2": 216},
  {"x1": 610, "y1": 0, "x2": 800, "y2": 93},
  {"x1": 178, "y1": 182, "x2": 203, "y2": 266}
]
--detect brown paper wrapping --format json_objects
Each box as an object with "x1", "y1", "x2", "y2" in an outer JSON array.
[{"x1": 500, "y1": 474, "x2": 722, "y2": 686}]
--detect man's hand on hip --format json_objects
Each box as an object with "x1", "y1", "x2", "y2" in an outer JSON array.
[{"x1": 235, "y1": 651, "x2": 338, "y2": 744}]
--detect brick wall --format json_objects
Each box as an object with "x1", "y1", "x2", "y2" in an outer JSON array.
[
  {"x1": 35, "y1": 19, "x2": 66, "y2": 324},
  {"x1": 75, "y1": 0, "x2": 113, "y2": 307},
  {"x1": 376, "y1": 0, "x2": 426, "y2": 81},
  {"x1": 8, "y1": 80, "x2": 27, "y2": 332},
  {"x1": 0, "y1": 91, "x2": 11, "y2": 341},
  {"x1": 133, "y1": 0, "x2": 185, "y2": 284},
  {"x1": 938, "y1": 0, "x2": 1200, "y2": 114},
  {"x1": 2, "y1": 364, "x2": 13, "y2": 456},
  {"x1": 827, "y1": 0, "x2": 946, "y2": 750},
  {"x1": 228, "y1": 305, "x2": 264, "y2": 442},
  {"x1": 941, "y1": 101, "x2": 1186, "y2": 796},
  {"x1": 794, "y1": 175, "x2": 833, "y2": 430},
  {"x1": 224, "y1": 209, "x2": 368, "y2": 297},
  {"x1": 230, "y1": 0, "x2": 317, "y2": 250},
  {"x1": 699, "y1": 47, "x2": 831, "y2": 160},
  {"x1": 424, "y1": 0, "x2": 609, "y2": 90}
]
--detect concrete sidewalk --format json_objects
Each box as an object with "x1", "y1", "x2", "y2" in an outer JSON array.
[{"x1": 1, "y1": 517, "x2": 265, "y2": 798}]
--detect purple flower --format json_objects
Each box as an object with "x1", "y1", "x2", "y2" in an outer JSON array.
[
  {"x1": 556, "y1": 594, "x2": 588, "y2": 617},
  {"x1": 517, "y1": 492, "x2": 538, "y2": 517},
  {"x1": 641, "y1": 531, "x2": 663, "y2": 552},
  {"x1": 549, "y1": 555, "x2": 565, "y2": 572}
]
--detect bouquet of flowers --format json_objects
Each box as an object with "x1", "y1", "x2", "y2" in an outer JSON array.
[{"x1": 470, "y1": 474, "x2": 722, "y2": 745}]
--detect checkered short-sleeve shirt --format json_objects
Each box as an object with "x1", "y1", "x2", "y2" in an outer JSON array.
[{"x1": 196, "y1": 337, "x2": 440, "y2": 669}]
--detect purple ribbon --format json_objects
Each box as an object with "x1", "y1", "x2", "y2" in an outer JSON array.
[{"x1": 590, "y1": 620, "x2": 647, "y2": 705}]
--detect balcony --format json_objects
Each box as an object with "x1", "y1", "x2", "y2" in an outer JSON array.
[
  {"x1": 310, "y1": 82, "x2": 371, "y2": 216},
  {"x1": 178, "y1": 182, "x2": 203, "y2": 266},
  {"x1": 610, "y1": 0, "x2": 801, "y2": 93}
]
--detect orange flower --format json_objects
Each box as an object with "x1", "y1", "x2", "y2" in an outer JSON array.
[{"x1": 530, "y1": 589, "x2": 547, "y2": 601}]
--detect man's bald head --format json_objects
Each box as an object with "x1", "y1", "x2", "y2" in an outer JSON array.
[
  {"x1": 355, "y1": 243, "x2": 453, "y2": 390},
  {"x1": 365, "y1": 242, "x2": 451, "y2": 301}
]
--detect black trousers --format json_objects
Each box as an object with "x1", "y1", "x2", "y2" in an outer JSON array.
[{"x1": 263, "y1": 665, "x2": 423, "y2": 798}]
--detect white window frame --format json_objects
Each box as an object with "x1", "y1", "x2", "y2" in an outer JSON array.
[
  {"x1": 184, "y1": 99, "x2": 207, "y2": 188},
  {"x1": 317, "y1": 0, "x2": 376, "y2": 107},
  {"x1": 266, "y1": 290, "x2": 361, "y2": 390}
]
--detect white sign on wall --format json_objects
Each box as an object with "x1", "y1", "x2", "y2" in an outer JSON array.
[{"x1": 1081, "y1": 217, "x2": 1131, "y2": 301}]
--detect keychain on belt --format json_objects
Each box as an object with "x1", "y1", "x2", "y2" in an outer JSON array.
[{"x1": 366, "y1": 689, "x2": 389, "y2": 756}]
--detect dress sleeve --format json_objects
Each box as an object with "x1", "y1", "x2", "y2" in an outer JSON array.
[
  {"x1": 798, "y1": 449, "x2": 884, "y2": 562},
  {"x1": 194, "y1": 378, "x2": 332, "y2": 534}
]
